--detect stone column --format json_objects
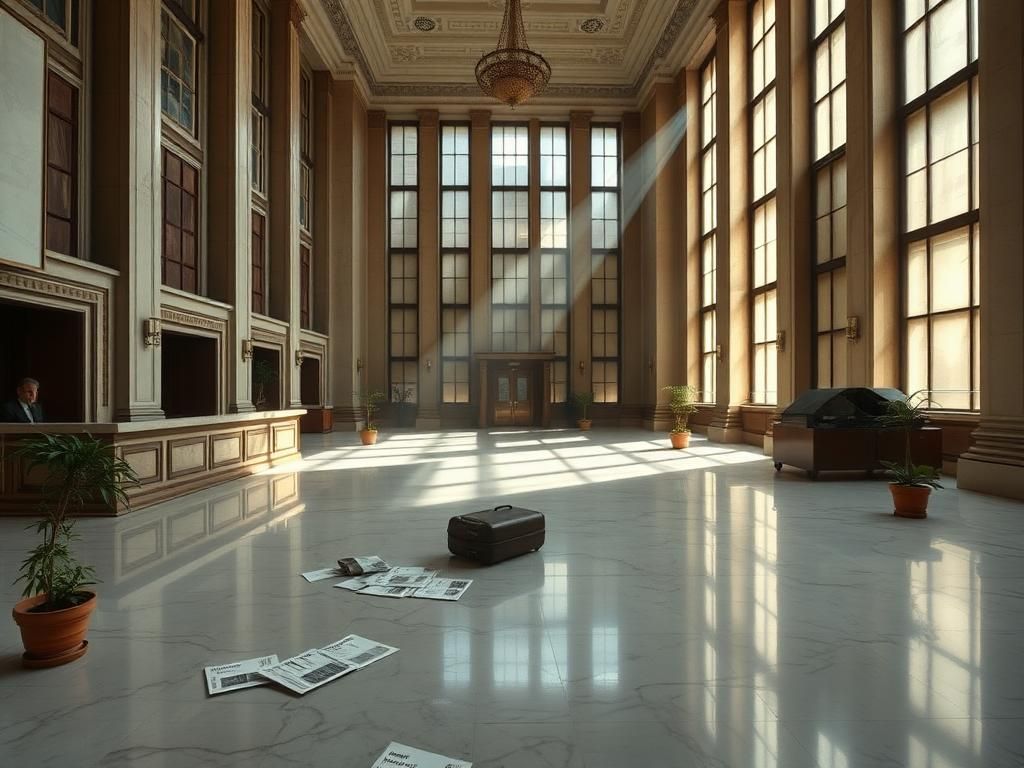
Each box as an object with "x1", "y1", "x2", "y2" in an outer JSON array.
[
  {"x1": 269, "y1": 0, "x2": 302, "y2": 407},
  {"x1": 207, "y1": 0, "x2": 254, "y2": 413},
  {"x1": 569, "y1": 110, "x2": 593, "y2": 402},
  {"x1": 92, "y1": 0, "x2": 164, "y2": 421},
  {"x1": 312, "y1": 71, "x2": 333, "y2": 409},
  {"x1": 416, "y1": 109, "x2": 441, "y2": 428},
  {"x1": 363, "y1": 109, "x2": 388, "y2": 410},
  {"x1": 469, "y1": 109, "x2": 491, "y2": 414},
  {"x1": 707, "y1": 0, "x2": 749, "y2": 443},
  {"x1": 331, "y1": 86, "x2": 373, "y2": 429},
  {"x1": 638, "y1": 82, "x2": 684, "y2": 430},
  {"x1": 958, "y1": 0, "x2": 1024, "y2": 500},
  {"x1": 773, "y1": 0, "x2": 812, "y2": 417},
  {"x1": 844, "y1": 0, "x2": 899, "y2": 387}
]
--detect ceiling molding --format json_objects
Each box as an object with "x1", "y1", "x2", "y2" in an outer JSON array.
[{"x1": 317, "y1": 0, "x2": 706, "y2": 108}]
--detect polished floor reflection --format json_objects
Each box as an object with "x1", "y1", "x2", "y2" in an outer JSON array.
[{"x1": 2, "y1": 428, "x2": 1024, "y2": 767}]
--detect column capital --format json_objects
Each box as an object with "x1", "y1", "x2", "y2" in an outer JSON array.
[
  {"x1": 417, "y1": 109, "x2": 439, "y2": 128},
  {"x1": 712, "y1": 0, "x2": 729, "y2": 29},
  {"x1": 470, "y1": 109, "x2": 491, "y2": 129},
  {"x1": 276, "y1": 0, "x2": 305, "y2": 27},
  {"x1": 368, "y1": 109, "x2": 386, "y2": 130},
  {"x1": 569, "y1": 110, "x2": 593, "y2": 130},
  {"x1": 622, "y1": 112, "x2": 641, "y2": 132}
]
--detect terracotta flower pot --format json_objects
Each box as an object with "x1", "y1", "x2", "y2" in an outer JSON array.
[
  {"x1": 13, "y1": 591, "x2": 97, "y2": 668},
  {"x1": 360, "y1": 429, "x2": 378, "y2": 445},
  {"x1": 669, "y1": 431, "x2": 690, "y2": 449},
  {"x1": 889, "y1": 484, "x2": 931, "y2": 519},
  {"x1": 578, "y1": 419, "x2": 592, "y2": 431}
]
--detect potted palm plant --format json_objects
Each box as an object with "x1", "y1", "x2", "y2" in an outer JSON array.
[
  {"x1": 11, "y1": 433, "x2": 138, "y2": 667},
  {"x1": 360, "y1": 390, "x2": 386, "y2": 445},
  {"x1": 571, "y1": 391, "x2": 594, "y2": 430},
  {"x1": 663, "y1": 384, "x2": 698, "y2": 449},
  {"x1": 877, "y1": 392, "x2": 942, "y2": 518}
]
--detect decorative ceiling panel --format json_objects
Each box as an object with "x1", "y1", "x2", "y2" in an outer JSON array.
[{"x1": 318, "y1": 0, "x2": 702, "y2": 102}]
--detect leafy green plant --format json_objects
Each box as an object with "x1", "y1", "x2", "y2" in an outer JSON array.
[
  {"x1": 252, "y1": 359, "x2": 277, "y2": 410},
  {"x1": 880, "y1": 461, "x2": 943, "y2": 489},
  {"x1": 361, "y1": 390, "x2": 387, "y2": 431},
  {"x1": 391, "y1": 385, "x2": 414, "y2": 404},
  {"x1": 877, "y1": 391, "x2": 942, "y2": 488},
  {"x1": 14, "y1": 434, "x2": 139, "y2": 610},
  {"x1": 571, "y1": 392, "x2": 594, "y2": 421},
  {"x1": 663, "y1": 384, "x2": 698, "y2": 433}
]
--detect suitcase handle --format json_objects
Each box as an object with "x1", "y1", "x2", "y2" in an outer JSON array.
[{"x1": 493, "y1": 504, "x2": 512, "y2": 511}]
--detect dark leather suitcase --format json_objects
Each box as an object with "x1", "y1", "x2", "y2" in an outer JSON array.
[{"x1": 447, "y1": 505, "x2": 545, "y2": 565}]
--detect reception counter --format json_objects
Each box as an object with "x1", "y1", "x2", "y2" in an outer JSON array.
[{"x1": 0, "y1": 409, "x2": 305, "y2": 516}]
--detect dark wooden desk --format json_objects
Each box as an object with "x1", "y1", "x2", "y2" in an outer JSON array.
[{"x1": 772, "y1": 424, "x2": 942, "y2": 478}]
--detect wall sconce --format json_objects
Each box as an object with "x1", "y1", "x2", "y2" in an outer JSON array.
[
  {"x1": 648, "y1": 358, "x2": 655, "y2": 372},
  {"x1": 578, "y1": 360, "x2": 585, "y2": 374},
  {"x1": 241, "y1": 339, "x2": 254, "y2": 362},
  {"x1": 142, "y1": 318, "x2": 162, "y2": 347},
  {"x1": 846, "y1": 315, "x2": 860, "y2": 341},
  {"x1": 426, "y1": 358, "x2": 433, "y2": 372},
  {"x1": 295, "y1": 350, "x2": 305, "y2": 367},
  {"x1": 776, "y1": 330, "x2": 786, "y2": 352},
  {"x1": 715, "y1": 344, "x2": 722, "y2": 361}
]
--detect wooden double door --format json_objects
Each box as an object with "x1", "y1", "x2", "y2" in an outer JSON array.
[{"x1": 492, "y1": 366, "x2": 535, "y2": 426}]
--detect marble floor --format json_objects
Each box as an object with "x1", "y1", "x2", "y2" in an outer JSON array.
[{"x1": 2, "y1": 428, "x2": 1024, "y2": 767}]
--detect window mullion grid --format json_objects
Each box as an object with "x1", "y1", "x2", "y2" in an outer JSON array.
[
  {"x1": 899, "y1": 0, "x2": 980, "y2": 411},
  {"x1": 389, "y1": 122, "x2": 419, "y2": 403},
  {"x1": 441, "y1": 122, "x2": 471, "y2": 404},
  {"x1": 700, "y1": 53, "x2": 718, "y2": 404},
  {"x1": 540, "y1": 123, "x2": 569, "y2": 404},
  {"x1": 491, "y1": 124, "x2": 530, "y2": 355},
  {"x1": 590, "y1": 125, "x2": 621, "y2": 404}
]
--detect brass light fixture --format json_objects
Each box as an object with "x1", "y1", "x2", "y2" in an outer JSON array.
[{"x1": 476, "y1": 0, "x2": 551, "y2": 108}]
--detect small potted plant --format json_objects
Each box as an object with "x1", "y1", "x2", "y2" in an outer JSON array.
[
  {"x1": 11, "y1": 433, "x2": 138, "y2": 667},
  {"x1": 663, "y1": 384, "x2": 698, "y2": 449},
  {"x1": 571, "y1": 391, "x2": 594, "y2": 430},
  {"x1": 391, "y1": 385, "x2": 416, "y2": 428},
  {"x1": 878, "y1": 392, "x2": 942, "y2": 518},
  {"x1": 360, "y1": 390, "x2": 386, "y2": 445}
]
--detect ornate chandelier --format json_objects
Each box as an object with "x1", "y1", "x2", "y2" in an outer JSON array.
[{"x1": 475, "y1": 0, "x2": 552, "y2": 108}]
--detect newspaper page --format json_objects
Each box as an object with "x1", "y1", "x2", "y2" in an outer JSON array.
[
  {"x1": 334, "y1": 576, "x2": 373, "y2": 591},
  {"x1": 300, "y1": 567, "x2": 341, "y2": 583},
  {"x1": 319, "y1": 634, "x2": 399, "y2": 669},
  {"x1": 371, "y1": 742, "x2": 472, "y2": 768},
  {"x1": 258, "y1": 649, "x2": 356, "y2": 695},
  {"x1": 363, "y1": 567, "x2": 437, "y2": 588},
  {"x1": 204, "y1": 654, "x2": 279, "y2": 695},
  {"x1": 412, "y1": 578, "x2": 473, "y2": 602},
  {"x1": 358, "y1": 585, "x2": 419, "y2": 598},
  {"x1": 336, "y1": 555, "x2": 391, "y2": 576}
]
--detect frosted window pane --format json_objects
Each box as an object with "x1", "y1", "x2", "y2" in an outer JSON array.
[
  {"x1": 834, "y1": 332, "x2": 848, "y2": 384},
  {"x1": 817, "y1": 335, "x2": 832, "y2": 386},
  {"x1": 929, "y1": 85, "x2": 969, "y2": 162},
  {"x1": 930, "y1": 227, "x2": 970, "y2": 312},
  {"x1": 905, "y1": 25, "x2": 926, "y2": 103},
  {"x1": 816, "y1": 275, "x2": 831, "y2": 331},
  {"x1": 832, "y1": 268, "x2": 847, "y2": 329},
  {"x1": 906, "y1": 170, "x2": 927, "y2": 232},
  {"x1": 931, "y1": 311, "x2": 970, "y2": 408},
  {"x1": 930, "y1": 151, "x2": 969, "y2": 222},
  {"x1": 929, "y1": 0, "x2": 968, "y2": 88},
  {"x1": 815, "y1": 42, "x2": 830, "y2": 101},
  {"x1": 907, "y1": 240, "x2": 928, "y2": 316},
  {"x1": 907, "y1": 318, "x2": 928, "y2": 396}
]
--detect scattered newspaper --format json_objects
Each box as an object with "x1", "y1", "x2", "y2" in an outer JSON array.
[
  {"x1": 204, "y1": 655, "x2": 279, "y2": 695},
  {"x1": 371, "y1": 742, "x2": 472, "y2": 768},
  {"x1": 359, "y1": 585, "x2": 419, "y2": 598},
  {"x1": 412, "y1": 578, "x2": 473, "y2": 602},
  {"x1": 301, "y1": 567, "x2": 342, "y2": 583},
  {"x1": 335, "y1": 576, "x2": 373, "y2": 592},
  {"x1": 259, "y1": 649, "x2": 356, "y2": 695},
  {"x1": 319, "y1": 634, "x2": 399, "y2": 669},
  {"x1": 336, "y1": 555, "x2": 391, "y2": 576},
  {"x1": 363, "y1": 567, "x2": 437, "y2": 588}
]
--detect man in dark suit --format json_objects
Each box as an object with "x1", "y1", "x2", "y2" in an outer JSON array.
[{"x1": 1, "y1": 377, "x2": 44, "y2": 423}]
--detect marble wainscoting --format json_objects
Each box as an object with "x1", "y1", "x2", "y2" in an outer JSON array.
[{"x1": 1, "y1": 428, "x2": 1024, "y2": 766}]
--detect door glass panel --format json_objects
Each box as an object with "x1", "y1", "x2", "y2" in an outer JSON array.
[
  {"x1": 516, "y1": 375, "x2": 528, "y2": 402},
  {"x1": 497, "y1": 376, "x2": 510, "y2": 402}
]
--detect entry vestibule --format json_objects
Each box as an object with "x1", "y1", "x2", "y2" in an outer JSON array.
[{"x1": 476, "y1": 353, "x2": 554, "y2": 428}]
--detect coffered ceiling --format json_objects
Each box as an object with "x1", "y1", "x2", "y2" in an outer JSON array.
[{"x1": 313, "y1": 0, "x2": 712, "y2": 105}]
